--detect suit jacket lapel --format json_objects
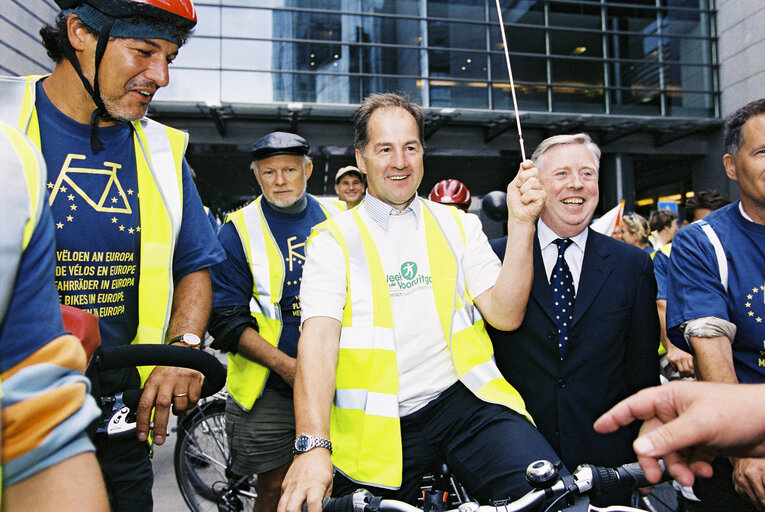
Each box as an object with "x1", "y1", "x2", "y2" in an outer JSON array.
[
  {"x1": 572, "y1": 228, "x2": 613, "y2": 327},
  {"x1": 530, "y1": 235, "x2": 556, "y2": 324}
]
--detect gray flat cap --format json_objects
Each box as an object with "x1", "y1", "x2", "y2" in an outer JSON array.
[{"x1": 249, "y1": 132, "x2": 310, "y2": 160}]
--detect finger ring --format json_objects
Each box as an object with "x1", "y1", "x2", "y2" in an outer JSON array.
[{"x1": 174, "y1": 393, "x2": 189, "y2": 398}]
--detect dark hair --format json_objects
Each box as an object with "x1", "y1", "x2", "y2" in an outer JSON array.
[
  {"x1": 724, "y1": 98, "x2": 765, "y2": 154},
  {"x1": 40, "y1": 10, "x2": 192, "y2": 63},
  {"x1": 684, "y1": 189, "x2": 731, "y2": 222},
  {"x1": 40, "y1": 12, "x2": 96, "y2": 62},
  {"x1": 353, "y1": 92, "x2": 425, "y2": 152},
  {"x1": 648, "y1": 209, "x2": 678, "y2": 232}
]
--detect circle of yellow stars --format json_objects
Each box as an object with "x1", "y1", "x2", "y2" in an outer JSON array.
[
  {"x1": 49, "y1": 182, "x2": 140, "y2": 234},
  {"x1": 285, "y1": 253, "x2": 304, "y2": 287},
  {"x1": 745, "y1": 287, "x2": 763, "y2": 324}
]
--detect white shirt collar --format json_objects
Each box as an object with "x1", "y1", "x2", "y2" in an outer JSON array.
[
  {"x1": 537, "y1": 218, "x2": 589, "y2": 252},
  {"x1": 739, "y1": 201, "x2": 754, "y2": 222},
  {"x1": 363, "y1": 192, "x2": 420, "y2": 230}
]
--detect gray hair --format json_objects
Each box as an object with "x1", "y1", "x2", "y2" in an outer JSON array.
[
  {"x1": 531, "y1": 133, "x2": 601, "y2": 170},
  {"x1": 250, "y1": 155, "x2": 312, "y2": 174}
]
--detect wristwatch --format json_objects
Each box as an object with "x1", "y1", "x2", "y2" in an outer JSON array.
[
  {"x1": 294, "y1": 433, "x2": 332, "y2": 454},
  {"x1": 169, "y1": 333, "x2": 202, "y2": 348}
]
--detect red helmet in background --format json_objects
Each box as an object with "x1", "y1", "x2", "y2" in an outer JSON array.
[{"x1": 429, "y1": 179, "x2": 472, "y2": 211}]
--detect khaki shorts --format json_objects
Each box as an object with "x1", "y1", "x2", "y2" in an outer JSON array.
[{"x1": 225, "y1": 387, "x2": 295, "y2": 475}]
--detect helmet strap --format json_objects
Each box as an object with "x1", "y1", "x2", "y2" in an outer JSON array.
[{"x1": 61, "y1": 15, "x2": 115, "y2": 153}]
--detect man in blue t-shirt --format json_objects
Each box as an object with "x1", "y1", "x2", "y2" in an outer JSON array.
[
  {"x1": 666, "y1": 98, "x2": 765, "y2": 512},
  {"x1": 209, "y1": 132, "x2": 334, "y2": 512},
  {"x1": 0, "y1": 1, "x2": 225, "y2": 510},
  {"x1": 653, "y1": 190, "x2": 731, "y2": 381}
]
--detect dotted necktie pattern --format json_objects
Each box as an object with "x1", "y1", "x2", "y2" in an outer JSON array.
[{"x1": 551, "y1": 238, "x2": 575, "y2": 359}]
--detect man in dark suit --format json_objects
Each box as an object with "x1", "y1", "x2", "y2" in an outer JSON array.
[{"x1": 488, "y1": 133, "x2": 659, "y2": 505}]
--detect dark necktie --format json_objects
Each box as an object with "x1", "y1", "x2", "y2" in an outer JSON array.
[{"x1": 551, "y1": 238, "x2": 575, "y2": 359}]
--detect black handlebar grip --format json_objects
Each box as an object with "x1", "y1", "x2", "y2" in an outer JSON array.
[
  {"x1": 96, "y1": 344, "x2": 226, "y2": 398},
  {"x1": 617, "y1": 461, "x2": 669, "y2": 488},
  {"x1": 589, "y1": 465, "x2": 620, "y2": 497},
  {"x1": 122, "y1": 389, "x2": 144, "y2": 411},
  {"x1": 300, "y1": 497, "x2": 345, "y2": 512},
  {"x1": 589, "y1": 461, "x2": 669, "y2": 497}
]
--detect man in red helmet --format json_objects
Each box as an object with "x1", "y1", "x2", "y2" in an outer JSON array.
[
  {"x1": 0, "y1": 1, "x2": 225, "y2": 510},
  {"x1": 428, "y1": 179, "x2": 472, "y2": 212}
]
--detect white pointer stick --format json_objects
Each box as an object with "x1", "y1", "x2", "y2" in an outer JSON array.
[{"x1": 494, "y1": 0, "x2": 527, "y2": 161}]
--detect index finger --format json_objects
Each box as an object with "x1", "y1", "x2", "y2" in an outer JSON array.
[
  {"x1": 151, "y1": 382, "x2": 173, "y2": 445},
  {"x1": 594, "y1": 387, "x2": 669, "y2": 433},
  {"x1": 135, "y1": 383, "x2": 157, "y2": 443}
]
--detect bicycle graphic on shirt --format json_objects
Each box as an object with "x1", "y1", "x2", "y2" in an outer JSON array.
[{"x1": 48, "y1": 153, "x2": 132, "y2": 214}]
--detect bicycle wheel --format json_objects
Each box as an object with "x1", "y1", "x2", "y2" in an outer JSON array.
[{"x1": 174, "y1": 400, "x2": 257, "y2": 512}]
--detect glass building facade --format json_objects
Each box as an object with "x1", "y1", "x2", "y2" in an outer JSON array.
[{"x1": 167, "y1": 0, "x2": 718, "y2": 118}]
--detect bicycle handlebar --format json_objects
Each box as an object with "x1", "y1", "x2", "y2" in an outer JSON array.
[
  {"x1": 95, "y1": 344, "x2": 226, "y2": 407},
  {"x1": 309, "y1": 460, "x2": 669, "y2": 512},
  {"x1": 91, "y1": 344, "x2": 227, "y2": 438}
]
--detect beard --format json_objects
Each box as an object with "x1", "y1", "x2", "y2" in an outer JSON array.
[
  {"x1": 266, "y1": 181, "x2": 308, "y2": 209},
  {"x1": 101, "y1": 79, "x2": 155, "y2": 122}
]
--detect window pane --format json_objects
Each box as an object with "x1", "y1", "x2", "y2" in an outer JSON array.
[
  {"x1": 362, "y1": 47, "x2": 422, "y2": 77},
  {"x1": 551, "y1": 57, "x2": 605, "y2": 113},
  {"x1": 174, "y1": 37, "x2": 219, "y2": 69},
  {"x1": 490, "y1": 53, "x2": 546, "y2": 85},
  {"x1": 430, "y1": 81, "x2": 488, "y2": 109},
  {"x1": 492, "y1": 83, "x2": 547, "y2": 112},
  {"x1": 430, "y1": 50, "x2": 487, "y2": 79},
  {"x1": 490, "y1": 1, "x2": 545, "y2": 27},
  {"x1": 361, "y1": 14, "x2": 423, "y2": 46},
  {"x1": 428, "y1": 20, "x2": 487, "y2": 51},
  {"x1": 428, "y1": 0, "x2": 486, "y2": 21},
  {"x1": 609, "y1": 87, "x2": 661, "y2": 116},
  {"x1": 489, "y1": 24, "x2": 546, "y2": 55},
  {"x1": 362, "y1": 76, "x2": 424, "y2": 103},
  {"x1": 666, "y1": 91, "x2": 714, "y2": 117},
  {"x1": 163, "y1": 69, "x2": 220, "y2": 103}
]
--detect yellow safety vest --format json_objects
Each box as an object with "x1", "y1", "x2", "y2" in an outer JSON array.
[
  {"x1": 315, "y1": 196, "x2": 347, "y2": 216},
  {"x1": 226, "y1": 195, "x2": 332, "y2": 410},
  {"x1": 309, "y1": 198, "x2": 532, "y2": 489},
  {"x1": 0, "y1": 75, "x2": 187, "y2": 385}
]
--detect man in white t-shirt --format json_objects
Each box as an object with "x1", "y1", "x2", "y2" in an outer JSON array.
[{"x1": 278, "y1": 93, "x2": 564, "y2": 512}]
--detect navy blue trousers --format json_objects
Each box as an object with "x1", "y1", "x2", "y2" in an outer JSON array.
[
  {"x1": 95, "y1": 435, "x2": 153, "y2": 512},
  {"x1": 333, "y1": 381, "x2": 567, "y2": 503}
]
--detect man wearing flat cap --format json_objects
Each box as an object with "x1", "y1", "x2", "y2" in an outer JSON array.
[
  {"x1": 208, "y1": 131, "x2": 339, "y2": 512},
  {"x1": 334, "y1": 165, "x2": 365, "y2": 209}
]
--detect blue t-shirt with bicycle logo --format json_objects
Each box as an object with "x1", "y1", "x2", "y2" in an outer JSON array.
[{"x1": 36, "y1": 81, "x2": 141, "y2": 352}]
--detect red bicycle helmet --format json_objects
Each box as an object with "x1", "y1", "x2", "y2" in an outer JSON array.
[
  {"x1": 55, "y1": 0, "x2": 197, "y2": 30},
  {"x1": 429, "y1": 179, "x2": 472, "y2": 210}
]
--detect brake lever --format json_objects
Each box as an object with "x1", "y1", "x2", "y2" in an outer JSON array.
[{"x1": 96, "y1": 392, "x2": 153, "y2": 438}]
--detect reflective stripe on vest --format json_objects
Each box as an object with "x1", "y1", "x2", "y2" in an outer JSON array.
[
  {"x1": 0, "y1": 123, "x2": 45, "y2": 321},
  {"x1": 311, "y1": 198, "x2": 531, "y2": 489},
  {"x1": 0, "y1": 76, "x2": 186, "y2": 385},
  {"x1": 226, "y1": 195, "x2": 332, "y2": 410},
  {"x1": 315, "y1": 196, "x2": 347, "y2": 216}
]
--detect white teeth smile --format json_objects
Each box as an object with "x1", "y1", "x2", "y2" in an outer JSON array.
[
  {"x1": 562, "y1": 198, "x2": 584, "y2": 204},
  {"x1": 389, "y1": 176, "x2": 407, "y2": 180},
  {"x1": 137, "y1": 91, "x2": 152, "y2": 97}
]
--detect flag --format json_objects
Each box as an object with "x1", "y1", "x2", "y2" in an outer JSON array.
[{"x1": 590, "y1": 199, "x2": 625, "y2": 236}]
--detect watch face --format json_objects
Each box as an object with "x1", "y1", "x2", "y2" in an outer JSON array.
[
  {"x1": 295, "y1": 435, "x2": 312, "y2": 452},
  {"x1": 182, "y1": 333, "x2": 201, "y2": 346}
]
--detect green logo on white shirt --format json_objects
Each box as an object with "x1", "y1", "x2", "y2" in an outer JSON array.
[
  {"x1": 401, "y1": 261, "x2": 418, "y2": 280},
  {"x1": 387, "y1": 261, "x2": 431, "y2": 294}
]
